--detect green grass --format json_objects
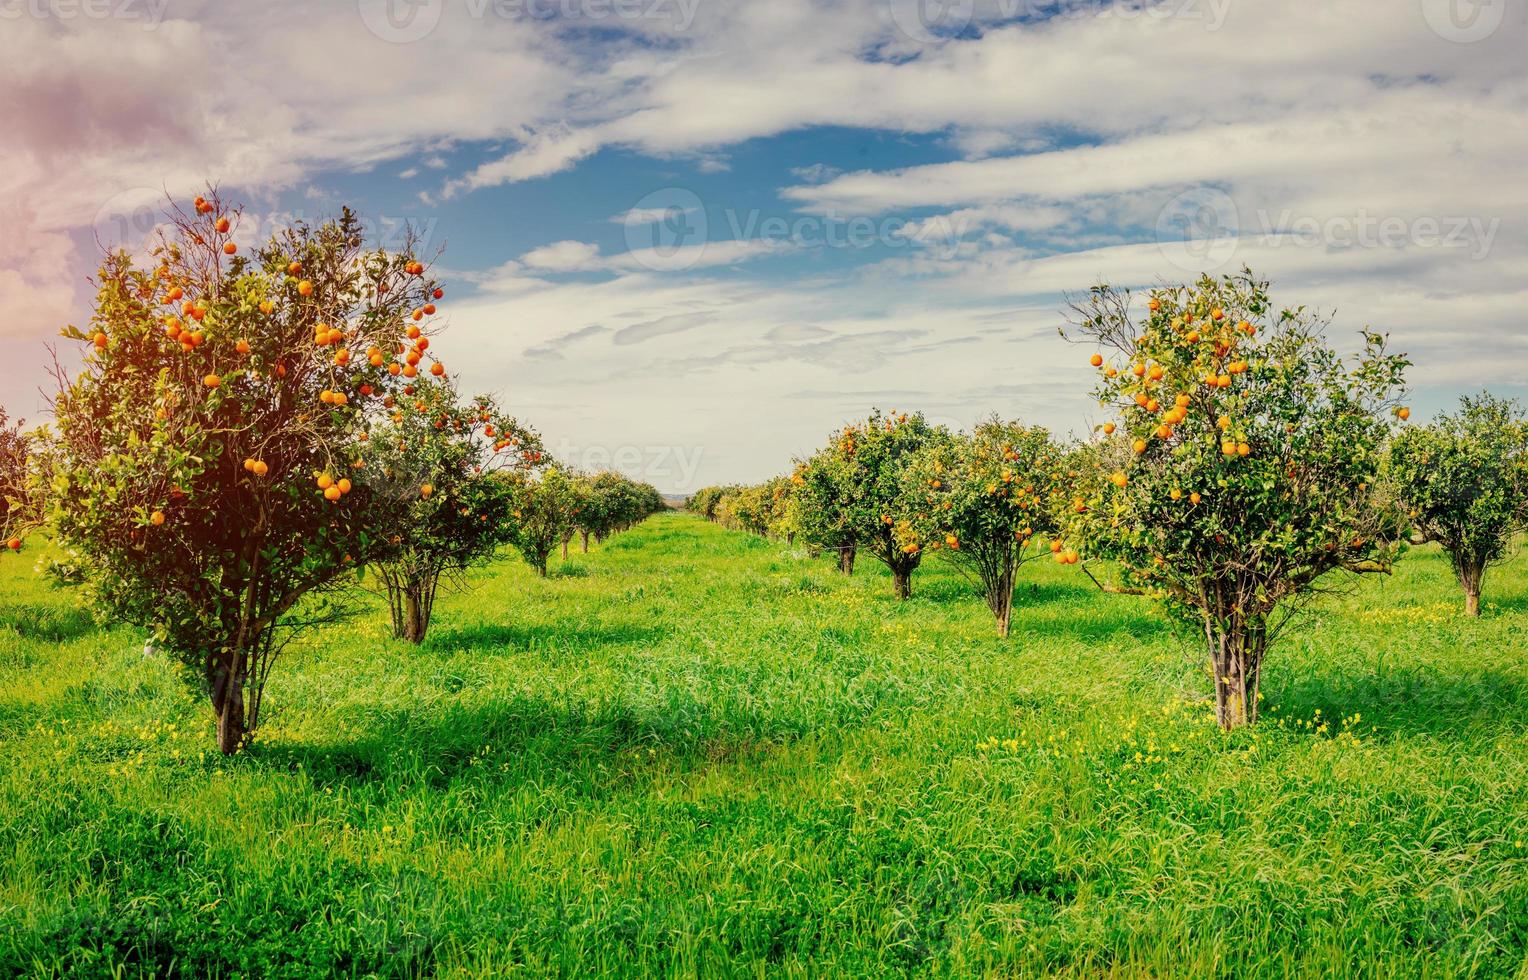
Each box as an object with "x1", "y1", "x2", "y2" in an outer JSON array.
[{"x1": 2, "y1": 513, "x2": 1527, "y2": 978}]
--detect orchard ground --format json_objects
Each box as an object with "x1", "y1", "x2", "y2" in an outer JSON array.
[{"x1": 2, "y1": 512, "x2": 1526, "y2": 977}]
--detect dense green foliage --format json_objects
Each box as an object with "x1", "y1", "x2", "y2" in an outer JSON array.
[
  {"x1": 797, "y1": 410, "x2": 952, "y2": 597},
  {"x1": 900, "y1": 419, "x2": 1060, "y2": 636},
  {"x1": 502, "y1": 465, "x2": 583, "y2": 577},
  {"x1": 0, "y1": 407, "x2": 32, "y2": 549},
  {"x1": 1390, "y1": 393, "x2": 1528, "y2": 616},
  {"x1": 364, "y1": 379, "x2": 540, "y2": 643},
  {"x1": 3, "y1": 514, "x2": 1526, "y2": 977}
]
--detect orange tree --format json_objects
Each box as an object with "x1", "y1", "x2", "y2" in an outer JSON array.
[
  {"x1": 1060, "y1": 270, "x2": 1408, "y2": 729},
  {"x1": 364, "y1": 377, "x2": 541, "y2": 642},
  {"x1": 686, "y1": 486, "x2": 726, "y2": 521},
  {"x1": 44, "y1": 191, "x2": 445, "y2": 754},
  {"x1": 502, "y1": 463, "x2": 580, "y2": 576},
  {"x1": 898, "y1": 419, "x2": 1060, "y2": 636},
  {"x1": 1390, "y1": 392, "x2": 1528, "y2": 616},
  {"x1": 1, "y1": 408, "x2": 36, "y2": 554},
  {"x1": 797, "y1": 434, "x2": 860, "y2": 574},
  {"x1": 799, "y1": 410, "x2": 950, "y2": 597}
]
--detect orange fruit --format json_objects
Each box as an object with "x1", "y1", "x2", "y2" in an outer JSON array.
[
  {"x1": 93, "y1": 332, "x2": 108, "y2": 349},
  {"x1": 223, "y1": 242, "x2": 237, "y2": 255},
  {"x1": 1090, "y1": 353, "x2": 1103, "y2": 367},
  {"x1": 203, "y1": 374, "x2": 221, "y2": 388},
  {"x1": 236, "y1": 339, "x2": 251, "y2": 355},
  {"x1": 297, "y1": 280, "x2": 314, "y2": 296},
  {"x1": 150, "y1": 510, "x2": 165, "y2": 526}
]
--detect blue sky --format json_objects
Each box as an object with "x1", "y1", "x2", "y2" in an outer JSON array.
[{"x1": 4, "y1": 0, "x2": 1525, "y2": 490}]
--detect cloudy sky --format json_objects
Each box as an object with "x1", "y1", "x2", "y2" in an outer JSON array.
[{"x1": 2, "y1": 0, "x2": 1524, "y2": 491}]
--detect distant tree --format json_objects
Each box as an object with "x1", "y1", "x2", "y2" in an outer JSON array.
[
  {"x1": 503, "y1": 464, "x2": 581, "y2": 576},
  {"x1": 687, "y1": 486, "x2": 726, "y2": 521},
  {"x1": 1, "y1": 408, "x2": 36, "y2": 554},
  {"x1": 1060, "y1": 270, "x2": 1408, "y2": 730},
  {"x1": 901, "y1": 419, "x2": 1060, "y2": 636},
  {"x1": 1390, "y1": 393, "x2": 1528, "y2": 616},
  {"x1": 800, "y1": 410, "x2": 950, "y2": 597},
  {"x1": 43, "y1": 190, "x2": 443, "y2": 754},
  {"x1": 767, "y1": 474, "x2": 805, "y2": 545},
  {"x1": 365, "y1": 378, "x2": 540, "y2": 643}
]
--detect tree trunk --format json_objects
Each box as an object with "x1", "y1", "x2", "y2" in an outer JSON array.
[
  {"x1": 838, "y1": 544, "x2": 856, "y2": 576},
  {"x1": 563, "y1": 538, "x2": 570, "y2": 560},
  {"x1": 400, "y1": 586, "x2": 428, "y2": 644},
  {"x1": 1206, "y1": 615, "x2": 1266, "y2": 730},
  {"x1": 385, "y1": 568, "x2": 438, "y2": 644},
  {"x1": 1458, "y1": 560, "x2": 1484, "y2": 617},
  {"x1": 787, "y1": 532, "x2": 795, "y2": 546},
  {"x1": 581, "y1": 530, "x2": 590, "y2": 553},
  {"x1": 209, "y1": 650, "x2": 247, "y2": 755},
  {"x1": 988, "y1": 565, "x2": 1015, "y2": 638},
  {"x1": 892, "y1": 565, "x2": 912, "y2": 600}
]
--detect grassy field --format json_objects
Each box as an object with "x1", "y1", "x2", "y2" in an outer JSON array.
[{"x1": 2, "y1": 512, "x2": 1526, "y2": 978}]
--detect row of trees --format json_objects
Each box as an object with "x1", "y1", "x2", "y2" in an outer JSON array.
[
  {"x1": 0, "y1": 192, "x2": 662, "y2": 754},
  {"x1": 693, "y1": 271, "x2": 1528, "y2": 729}
]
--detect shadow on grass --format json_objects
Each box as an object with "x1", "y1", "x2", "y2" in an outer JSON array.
[
  {"x1": 425, "y1": 618, "x2": 664, "y2": 653},
  {"x1": 0, "y1": 600, "x2": 98, "y2": 643},
  {"x1": 1267, "y1": 664, "x2": 1528, "y2": 737},
  {"x1": 256, "y1": 692, "x2": 794, "y2": 792}
]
